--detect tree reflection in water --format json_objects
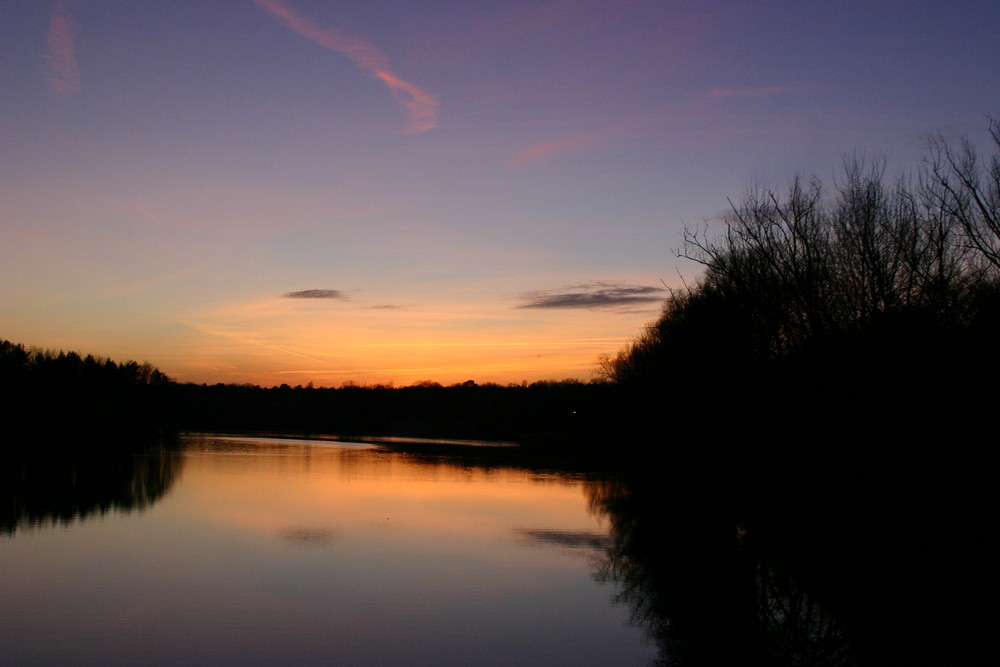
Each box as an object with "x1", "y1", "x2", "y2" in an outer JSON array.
[
  {"x1": 1, "y1": 439, "x2": 183, "y2": 535},
  {"x1": 588, "y1": 474, "x2": 856, "y2": 666},
  {"x1": 587, "y1": 456, "x2": 995, "y2": 667}
]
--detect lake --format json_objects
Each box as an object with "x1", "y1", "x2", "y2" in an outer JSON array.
[
  {"x1": 0, "y1": 434, "x2": 657, "y2": 666},
  {"x1": 4, "y1": 433, "x2": 988, "y2": 665}
]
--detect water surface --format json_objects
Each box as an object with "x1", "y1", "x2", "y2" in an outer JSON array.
[{"x1": 0, "y1": 434, "x2": 655, "y2": 666}]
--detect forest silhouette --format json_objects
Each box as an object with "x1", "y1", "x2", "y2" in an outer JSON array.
[
  {"x1": 599, "y1": 120, "x2": 999, "y2": 501},
  {"x1": 586, "y1": 120, "x2": 999, "y2": 664},
  {"x1": 4, "y1": 120, "x2": 998, "y2": 456}
]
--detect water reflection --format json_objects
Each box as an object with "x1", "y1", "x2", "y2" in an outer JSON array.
[
  {"x1": 4, "y1": 434, "x2": 979, "y2": 665},
  {"x1": 1, "y1": 439, "x2": 183, "y2": 535},
  {"x1": 0, "y1": 435, "x2": 655, "y2": 666},
  {"x1": 587, "y1": 473, "x2": 857, "y2": 665},
  {"x1": 516, "y1": 528, "x2": 611, "y2": 551},
  {"x1": 585, "y1": 460, "x2": 994, "y2": 666}
]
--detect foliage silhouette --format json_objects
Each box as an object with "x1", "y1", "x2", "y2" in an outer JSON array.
[
  {"x1": 0, "y1": 340, "x2": 173, "y2": 448},
  {"x1": 594, "y1": 120, "x2": 1000, "y2": 664},
  {"x1": 168, "y1": 377, "x2": 618, "y2": 443},
  {"x1": 587, "y1": 460, "x2": 993, "y2": 666},
  {"x1": 1, "y1": 442, "x2": 183, "y2": 535},
  {"x1": 604, "y1": 122, "x2": 1000, "y2": 446}
]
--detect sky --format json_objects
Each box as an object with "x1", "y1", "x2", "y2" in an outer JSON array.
[{"x1": 3, "y1": 0, "x2": 999, "y2": 387}]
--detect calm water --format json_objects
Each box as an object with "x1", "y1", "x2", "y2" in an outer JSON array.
[{"x1": 0, "y1": 435, "x2": 656, "y2": 666}]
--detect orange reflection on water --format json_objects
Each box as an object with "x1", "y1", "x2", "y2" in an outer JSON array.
[
  {"x1": 0, "y1": 434, "x2": 654, "y2": 666},
  {"x1": 178, "y1": 435, "x2": 602, "y2": 548}
]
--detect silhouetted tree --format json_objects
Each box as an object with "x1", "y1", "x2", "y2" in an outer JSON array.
[
  {"x1": 925, "y1": 117, "x2": 1000, "y2": 269},
  {"x1": 0, "y1": 340, "x2": 173, "y2": 448},
  {"x1": 608, "y1": 121, "x2": 1000, "y2": 393}
]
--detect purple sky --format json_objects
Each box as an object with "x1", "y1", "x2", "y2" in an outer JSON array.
[{"x1": 3, "y1": 0, "x2": 999, "y2": 386}]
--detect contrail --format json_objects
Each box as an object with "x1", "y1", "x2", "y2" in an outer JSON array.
[
  {"x1": 46, "y1": 0, "x2": 80, "y2": 95},
  {"x1": 508, "y1": 130, "x2": 607, "y2": 167},
  {"x1": 252, "y1": 0, "x2": 439, "y2": 133},
  {"x1": 123, "y1": 196, "x2": 157, "y2": 221}
]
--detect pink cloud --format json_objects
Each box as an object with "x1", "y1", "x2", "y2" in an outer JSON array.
[
  {"x1": 421, "y1": 0, "x2": 600, "y2": 66},
  {"x1": 252, "y1": 0, "x2": 439, "y2": 133},
  {"x1": 46, "y1": 0, "x2": 80, "y2": 95},
  {"x1": 702, "y1": 86, "x2": 788, "y2": 101},
  {"x1": 508, "y1": 130, "x2": 608, "y2": 167},
  {"x1": 123, "y1": 197, "x2": 157, "y2": 221},
  {"x1": 508, "y1": 113, "x2": 655, "y2": 167}
]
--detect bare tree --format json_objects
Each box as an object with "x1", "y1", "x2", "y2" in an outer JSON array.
[
  {"x1": 606, "y1": 120, "x2": 1000, "y2": 392},
  {"x1": 924, "y1": 118, "x2": 1000, "y2": 272},
  {"x1": 679, "y1": 176, "x2": 835, "y2": 356}
]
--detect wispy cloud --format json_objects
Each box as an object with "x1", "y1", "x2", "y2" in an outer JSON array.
[
  {"x1": 425, "y1": 0, "x2": 594, "y2": 64},
  {"x1": 283, "y1": 289, "x2": 347, "y2": 300},
  {"x1": 508, "y1": 129, "x2": 608, "y2": 167},
  {"x1": 184, "y1": 320, "x2": 330, "y2": 364},
  {"x1": 252, "y1": 0, "x2": 439, "y2": 133},
  {"x1": 123, "y1": 197, "x2": 156, "y2": 221},
  {"x1": 46, "y1": 0, "x2": 80, "y2": 95},
  {"x1": 700, "y1": 86, "x2": 789, "y2": 102},
  {"x1": 508, "y1": 113, "x2": 653, "y2": 167},
  {"x1": 508, "y1": 86, "x2": 791, "y2": 167},
  {"x1": 115, "y1": 266, "x2": 200, "y2": 296},
  {"x1": 517, "y1": 282, "x2": 665, "y2": 310}
]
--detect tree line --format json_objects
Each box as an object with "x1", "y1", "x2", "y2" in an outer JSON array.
[
  {"x1": 605, "y1": 124, "x2": 998, "y2": 402},
  {"x1": 0, "y1": 339, "x2": 615, "y2": 446},
  {"x1": 599, "y1": 120, "x2": 1000, "y2": 528},
  {"x1": 168, "y1": 378, "x2": 613, "y2": 443},
  {"x1": 0, "y1": 341, "x2": 172, "y2": 448},
  {"x1": 5, "y1": 119, "x2": 998, "y2": 454},
  {"x1": 586, "y1": 121, "x2": 1000, "y2": 665}
]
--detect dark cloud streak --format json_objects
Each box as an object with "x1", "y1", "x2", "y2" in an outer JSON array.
[
  {"x1": 516, "y1": 528, "x2": 611, "y2": 550},
  {"x1": 283, "y1": 289, "x2": 347, "y2": 300},
  {"x1": 517, "y1": 282, "x2": 665, "y2": 310}
]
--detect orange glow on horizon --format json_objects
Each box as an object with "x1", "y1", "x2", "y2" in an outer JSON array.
[
  {"x1": 169, "y1": 335, "x2": 620, "y2": 388},
  {"x1": 163, "y1": 293, "x2": 650, "y2": 387}
]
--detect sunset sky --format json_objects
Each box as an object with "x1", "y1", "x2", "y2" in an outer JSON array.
[{"x1": 3, "y1": 0, "x2": 999, "y2": 386}]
